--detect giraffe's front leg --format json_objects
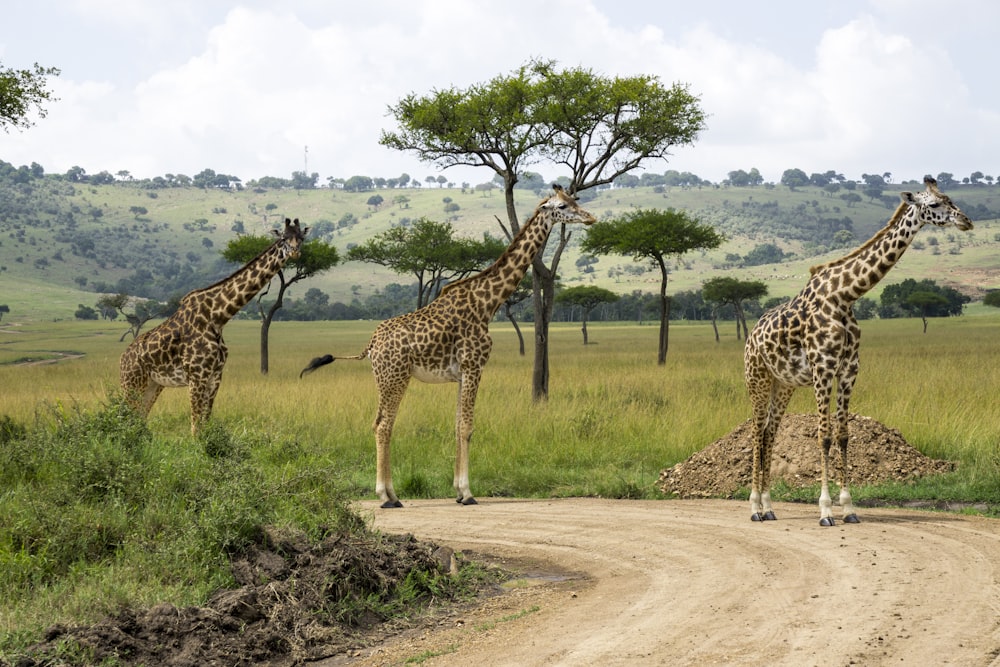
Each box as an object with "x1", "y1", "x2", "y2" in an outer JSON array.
[
  {"x1": 837, "y1": 329, "x2": 861, "y2": 524},
  {"x1": 453, "y1": 373, "x2": 480, "y2": 506},
  {"x1": 188, "y1": 377, "x2": 220, "y2": 436}
]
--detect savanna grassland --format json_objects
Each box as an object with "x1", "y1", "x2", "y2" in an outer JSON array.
[
  {"x1": 1, "y1": 313, "x2": 999, "y2": 661},
  {"x1": 3, "y1": 179, "x2": 1000, "y2": 324},
  {"x1": 2, "y1": 315, "x2": 998, "y2": 502}
]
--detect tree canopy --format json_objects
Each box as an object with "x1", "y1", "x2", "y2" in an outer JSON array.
[
  {"x1": 878, "y1": 278, "x2": 968, "y2": 319},
  {"x1": 556, "y1": 285, "x2": 620, "y2": 345},
  {"x1": 702, "y1": 276, "x2": 768, "y2": 340},
  {"x1": 0, "y1": 61, "x2": 60, "y2": 132},
  {"x1": 582, "y1": 208, "x2": 723, "y2": 363},
  {"x1": 346, "y1": 218, "x2": 506, "y2": 308}
]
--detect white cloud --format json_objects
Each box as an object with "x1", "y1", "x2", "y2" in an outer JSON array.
[{"x1": 2, "y1": 0, "x2": 998, "y2": 185}]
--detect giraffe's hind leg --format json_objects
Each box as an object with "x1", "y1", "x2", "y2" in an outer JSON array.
[{"x1": 373, "y1": 380, "x2": 408, "y2": 508}]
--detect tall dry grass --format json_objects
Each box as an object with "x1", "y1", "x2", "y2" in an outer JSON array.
[{"x1": 3, "y1": 315, "x2": 997, "y2": 500}]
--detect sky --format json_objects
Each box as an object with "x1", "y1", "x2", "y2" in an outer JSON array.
[{"x1": 2, "y1": 0, "x2": 999, "y2": 187}]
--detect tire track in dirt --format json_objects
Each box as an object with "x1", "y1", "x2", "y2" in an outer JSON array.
[{"x1": 345, "y1": 498, "x2": 1000, "y2": 666}]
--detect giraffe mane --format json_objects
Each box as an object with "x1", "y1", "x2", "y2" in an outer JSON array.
[{"x1": 808, "y1": 200, "x2": 909, "y2": 276}]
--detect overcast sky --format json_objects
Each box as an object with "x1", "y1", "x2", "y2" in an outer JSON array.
[{"x1": 2, "y1": 0, "x2": 998, "y2": 186}]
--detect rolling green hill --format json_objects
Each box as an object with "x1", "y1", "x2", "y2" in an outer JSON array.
[{"x1": 1, "y1": 171, "x2": 998, "y2": 325}]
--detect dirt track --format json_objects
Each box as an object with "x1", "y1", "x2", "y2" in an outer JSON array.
[{"x1": 344, "y1": 498, "x2": 1000, "y2": 666}]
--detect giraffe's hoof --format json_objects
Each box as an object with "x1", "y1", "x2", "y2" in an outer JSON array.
[
  {"x1": 763, "y1": 511, "x2": 777, "y2": 521},
  {"x1": 843, "y1": 513, "x2": 860, "y2": 524},
  {"x1": 457, "y1": 496, "x2": 478, "y2": 506},
  {"x1": 380, "y1": 500, "x2": 404, "y2": 509},
  {"x1": 819, "y1": 516, "x2": 836, "y2": 527},
  {"x1": 751, "y1": 513, "x2": 764, "y2": 522}
]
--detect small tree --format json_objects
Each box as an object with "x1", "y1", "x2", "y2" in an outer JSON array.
[
  {"x1": 0, "y1": 304, "x2": 9, "y2": 322},
  {"x1": 905, "y1": 291, "x2": 950, "y2": 333},
  {"x1": 556, "y1": 285, "x2": 619, "y2": 345},
  {"x1": 348, "y1": 218, "x2": 505, "y2": 308},
  {"x1": 582, "y1": 209, "x2": 723, "y2": 363},
  {"x1": 97, "y1": 293, "x2": 161, "y2": 341},
  {"x1": 984, "y1": 291, "x2": 1000, "y2": 309},
  {"x1": 222, "y1": 236, "x2": 340, "y2": 373},
  {"x1": 702, "y1": 277, "x2": 768, "y2": 341}
]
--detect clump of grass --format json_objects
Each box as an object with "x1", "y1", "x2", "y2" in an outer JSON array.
[{"x1": 0, "y1": 399, "x2": 375, "y2": 658}]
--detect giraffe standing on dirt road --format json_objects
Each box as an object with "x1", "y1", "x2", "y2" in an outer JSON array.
[{"x1": 743, "y1": 177, "x2": 972, "y2": 526}]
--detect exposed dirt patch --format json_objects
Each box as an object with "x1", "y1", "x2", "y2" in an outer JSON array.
[
  {"x1": 15, "y1": 528, "x2": 482, "y2": 667},
  {"x1": 658, "y1": 412, "x2": 955, "y2": 498}
]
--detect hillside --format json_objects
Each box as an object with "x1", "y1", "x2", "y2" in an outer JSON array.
[{"x1": 1, "y1": 170, "x2": 998, "y2": 324}]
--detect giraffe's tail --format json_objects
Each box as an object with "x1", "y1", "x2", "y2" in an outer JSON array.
[{"x1": 299, "y1": 352, "x2": 366, "y2": 378}]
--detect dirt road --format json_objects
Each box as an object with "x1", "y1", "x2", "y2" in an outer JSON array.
[{"x1": 344, "y1": 498, "x2": 1000, "y2": 666}]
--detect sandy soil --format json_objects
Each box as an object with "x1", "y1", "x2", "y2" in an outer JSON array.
[{"x1": 341, "y1": 497, "x2": 1000, "y2": 667}]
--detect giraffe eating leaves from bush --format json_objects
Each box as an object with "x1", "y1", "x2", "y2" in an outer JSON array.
[
  {"x1": 301, "y1": 186, "x2": 596, "y2": 507},
  {"x1": 743, "y1": 177, "x2": 972, "y2": 526}
]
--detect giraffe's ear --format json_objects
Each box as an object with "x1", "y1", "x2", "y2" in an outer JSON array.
[{"x1": 900, "y1": 191, "x2": 917, "y2": 204}]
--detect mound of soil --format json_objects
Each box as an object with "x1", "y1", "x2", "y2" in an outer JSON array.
[
  {"x1": 16, "y1": 527, "x2": 466, "y2": 667},
  {"x1": 658, "y1": 413, "x2": 955, "y2": 498}
]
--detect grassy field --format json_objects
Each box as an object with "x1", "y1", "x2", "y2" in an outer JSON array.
[
  {"x1": 0, "y1": 315, "x2": 998, "y2": 655},
  {"x1": 2, "y1": 314, "x2": 998, "y2": 499}
]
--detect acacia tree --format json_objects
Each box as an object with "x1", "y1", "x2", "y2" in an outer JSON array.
[
  {"x1": 381, "y1": 58, "x2": 706, "y2": 399},
  {"x1": 702, "y1": 276, "x2": 768, "y2": 341},
  {"x1": 222, "y1": 236, "x2": 340, "y2": 373},
  {"x1": 347, "y1": 218, "x2": 506, "y2": 308},
  {"x1": 555, "y1": 285, "x2": 619, "y2": 345},
  {"x1": 0, "y1": 61, "x2": 59, "y2": 132},
  {"x1": 582, "y1": 209, "x2": 723, "y2": 364},
  {"x1": 97, "y1": 293, "x2": 162, "y2": 341},
  {"x1": 905, "y1": 291, "x2": 950, "y2": 333}
]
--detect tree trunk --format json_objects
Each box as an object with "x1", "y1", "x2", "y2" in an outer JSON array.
[
  {"x1": 711, "y1": 308, "x2": 720, "y2": 343},
  {"x1": 259, "y1": 280, "x2": 289, "y2": 375},
  {"x1": 504, "y1": 303, "x2": 525, "y2": 356},
  {"x1": 657, "y1": 294, "x2": 671, "y2": 364},
  {"x1": 656, "y1": 257, "x2": 670, "y2": 365},
  {"x1": 260, "y1": 316, "x2": 271, "y2": 374},
  {"x1": 581, "y1": 316, "x2": 589, "y2": 345},
  {"x1": 531, "y1": 264, "x2": 554, "y2": 402},
  {"x1": 922, "y1": 316, "x2": 928, "y2": 333}
]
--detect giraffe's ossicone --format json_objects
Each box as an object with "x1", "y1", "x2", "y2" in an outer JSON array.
[
  {"x1": 120, "y1": 218, "x2": 309, "y2": 434},
  {"x1": 301, "y1": 186, "x2": 596, "y2": 508},
  {"x1": 743, "y1": 177, "x2": 972, "y2": 526}
]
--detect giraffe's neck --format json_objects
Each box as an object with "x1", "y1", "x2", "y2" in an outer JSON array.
[
  {"x1": 806, "y1": 204, "x2": 923, "y2": 305},
  {"x1": 188, "y1": 241, "x2": 292, "y2": 326},
  {"x1": 443, "y1": 209, "x2": 556, "y2": 319}
]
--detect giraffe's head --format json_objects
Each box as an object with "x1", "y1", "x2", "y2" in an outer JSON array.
[
  {"x1": 538, "y1": 185, "x2": 597, "y2": 226},
  {"x1": 273, "y1": 218, "x2": 310, "y2": 259},
  {"x1": 901, "y1": 177, "x2": 973, "y2": 231}
]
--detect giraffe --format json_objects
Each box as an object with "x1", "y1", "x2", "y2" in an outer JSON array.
[
  {"x1": 743, "y1": 177, "x2": 972, "y2": 526},
  {"x1": 120, "y1": 218, "x2": 309, "y2": 434},
  {"x1": 300, "y1": 186, "x2": 596, "y2": 508}
]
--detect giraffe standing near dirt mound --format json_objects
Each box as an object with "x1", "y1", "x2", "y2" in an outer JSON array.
[
  {"x1": 121, "y1": 218, "x2": 309, "y2": 434},
  {"x1": 744, "y1": 177, "x2": 972, "y2": 526},
  {"x1": 300, "y1": 186, "x2": 596, "y2": 508}
]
